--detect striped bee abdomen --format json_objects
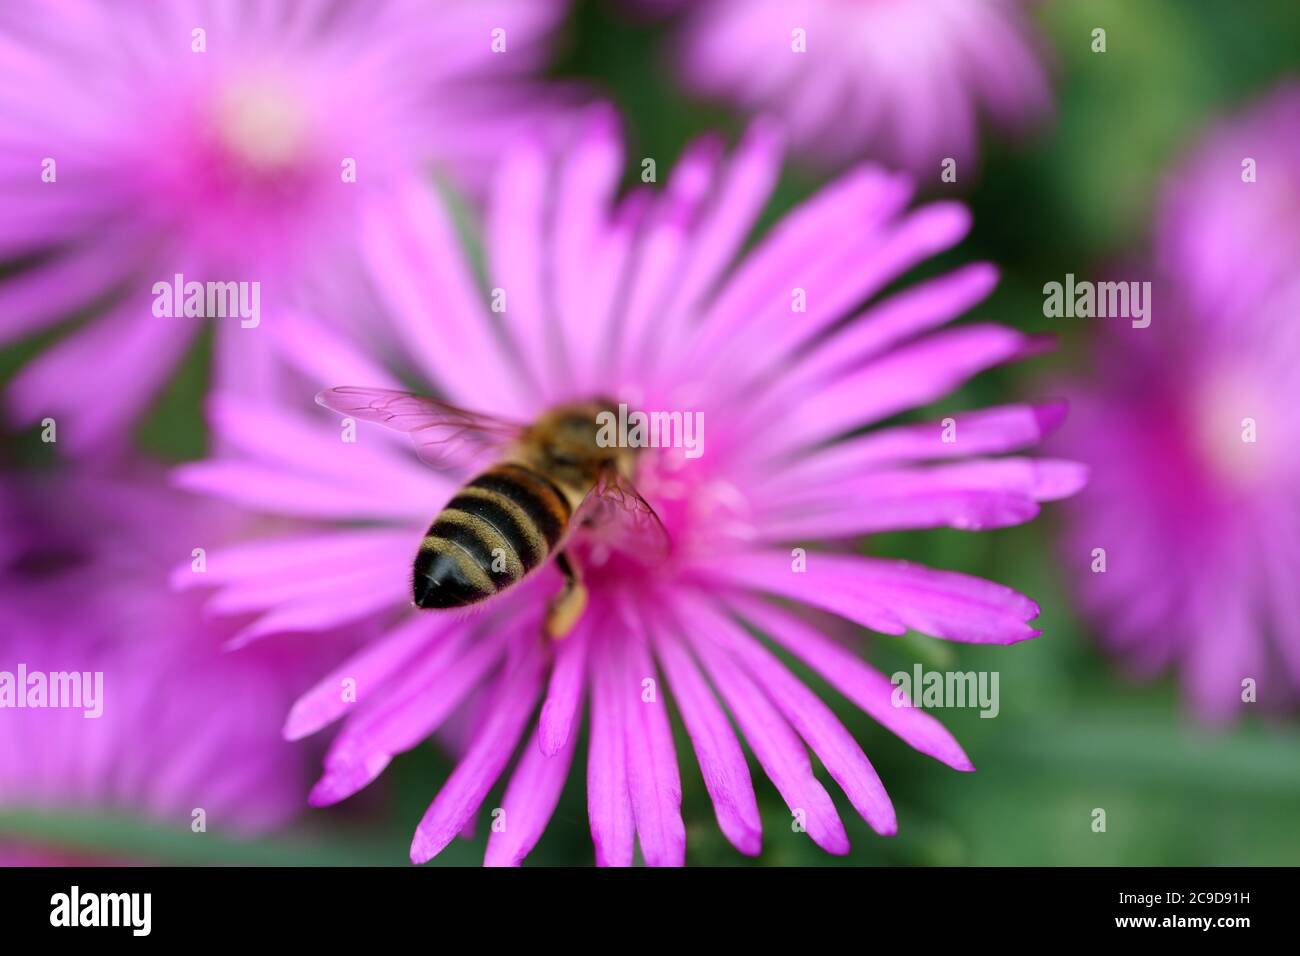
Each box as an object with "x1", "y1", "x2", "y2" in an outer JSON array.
[{"x1": 412, "y1": 463, "x2": 572, "y2": 609}]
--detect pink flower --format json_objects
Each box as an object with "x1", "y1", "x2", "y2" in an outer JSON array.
[
  {"x1": 0, "y1": 0, "x2": 570, "y2": 454},
  {"x1": 0, "y1": 470, "x2": 342, "y2": 863},
  {"x1": 664, "y1": 0, "x2": 1052, "y2": 173},
  {"x1": 1156, "y1": 83, "x2": 1300, "y2": 319},
  {"x1": 175, "y1": 107, "x2": 1083, "y2": 865},
  {"x1": 1058, "y1": 85, "x2": 1300, "y2": 723}
]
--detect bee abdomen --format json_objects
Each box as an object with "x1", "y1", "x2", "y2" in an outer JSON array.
[
  {"x1": 468, "y1": 464, "x2": 571, "y2": 548},
  {"x1": 412, "y1": 463, "x2": 571, "y2": 610}
]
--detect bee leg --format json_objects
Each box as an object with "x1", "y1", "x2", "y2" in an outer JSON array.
[{"x1": 545, "y1": 551, "x2": 588, "y2": 639}]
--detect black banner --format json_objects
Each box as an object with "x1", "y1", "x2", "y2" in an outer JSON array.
[{"x1": 0, "y1": 866, "x2": 1282, "y2": 941}]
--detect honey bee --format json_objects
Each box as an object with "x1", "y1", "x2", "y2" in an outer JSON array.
[{"x1": 316, "y1": 387, "x2": 671, "y2": 638}]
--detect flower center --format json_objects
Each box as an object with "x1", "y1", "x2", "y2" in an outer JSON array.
[
  {"x1": 211, "y1": 75, "x2": 312, "y2": 174},
  {"x1": 1190, "y1": 365, "x2": 1277, "y2": 489}
]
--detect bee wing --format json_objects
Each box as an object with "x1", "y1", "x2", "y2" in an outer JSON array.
[
  {"x1": 315, "y1": 386, "x2": 526, "y2": 468},
  {"x1": 575, "y1": 467, "x2": 673, "y2": 564}
]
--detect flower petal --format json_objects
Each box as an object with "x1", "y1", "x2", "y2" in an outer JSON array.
[
  {"x1": 410, "y1": 640, "x2": 545, "y2": 864},
  {"x1": 486, "y1": 137, "x2": 554, "y2": 394},
  {"x1": 311, "y1": 622, "x2": 511, "y2": 805},
  {"x1": 730, "y1": 595, "x2": 974, "y2": 771},
  {"x1": 207, "y1": 393, "x2": 444, "y2": 509},
  {"x1": 651, "y1": 619, "x2": 762, "y2": 856},
  {"x1": 169, "y1": 528, "x2": 413, "y2": 589},
  {"x1": 619, "y1": 614, "x2": 686, "y2": 866},
  {"x1": 484, "y1": 719, "x2": 578, "y2": 867},
  {"x1": 762, "y1": 324, "x2": 1043, "y2": 456},
  {"x1": 0, "y1": 241, "x2": 129, "y2": 345},
  {"x1": 776, "y1": 262, "x2": 1001, "y2": 395},
  {"x1": 550, "y1": 105, "x2": 626, "y2": 387},
  {"x1": 693, "y1": 165, "x2": 912, "y2": 355},
  {"x1": 284, "y1": 615, "x2": 451, "y2": 741},
  {"x1": 659, "y1": 119, "x2": 781, "y2": 332},
  {"x1": 264, "y1": 309, "x2": 407, "y2": 396},
  {"x1": 687, "y1": 594, "x2": 896, "y2": 835},
  {"x1": 587, "y1": 633, "x2": 636, "y2": 867},
  {"x1": 702, "y1": 551, "x2": 1041, "y2": 644},
  {"x1": 538, "y1": 616, "x2": 590, "y2": 757},
  {"x1": 758, "y1": 458, "x2": 1088, "y2": 538},
  {"x1": 722, "y1": 202, "x2": 974, "y2": 386},
  {"x1": 10, "y1": 303, "x2": 196, "y2": 453},
  {"x1": 683, "y1": 612, "x2": 850, "y2": 855},
  {"x1": 761, "y1": 403, "x2": 1070, "y2": 496},
  {"x1": 361, "y1": 180, "x2": 530, "y2": 416},
  {"x1": 173, "y1": 460, "x2": 428, "y2": 523}
]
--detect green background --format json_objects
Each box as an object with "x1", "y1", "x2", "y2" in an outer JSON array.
[{"x1": 3, "y1": 0, "x2": 1299, "y2": 866}]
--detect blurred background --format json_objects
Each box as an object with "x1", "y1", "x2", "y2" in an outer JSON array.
[{"x1": 3, "y1": 0, "x2": 1299, "y2": 866}]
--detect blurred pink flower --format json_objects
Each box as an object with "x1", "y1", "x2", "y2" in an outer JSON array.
[
  {"x1": 0, "y1": 471, "x2": 342, "y2": 863},
  {"x1": 1058, "y1": 86, "x2": 1300, "y2": 723},
  {"x1": 664, "y1": 0, "x2": 1052, "y2": 173},
  {"x1": 1157, "y1": 83, "x2": 1300, "y2": 318},
  {"x1": 175, "y1": 107, "x2": 1083, "y2": 865},
  {"x1": 0, "y1": 0, "x2": 570, "y2": 454}
]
